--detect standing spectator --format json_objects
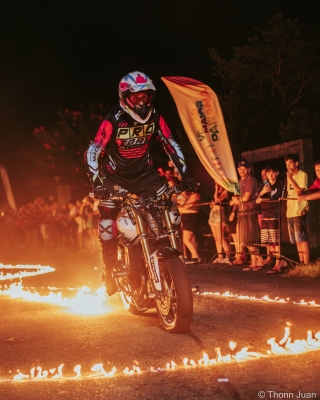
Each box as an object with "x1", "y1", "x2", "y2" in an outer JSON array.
[
  {"x1": 67, "y1": 200, "x2": 84, "y2": 252},
  {"x1": 80, "y1": 196, "x2": 97, "y2": 254},
  {"x1": 46, "y1": 200, "x2": 61, "y2": 250},
  {"x1": 66, "y1": 201, "x2": 80, "y2": 249},
  {"x1": 157, "y1": 166, "x2": 166, "y2": 178},
  {"x1": 164, "y1": 168, "x2": 179, "y2": 187},
  {"x1": 256, "y1": 167, "x2": 268, "y2": 195},
  {"x1": 228, "y1": 204, "x2": 239, "y2": 263},
  {"x1": 257, "y1": 167, "x2": 268, "y2": 228},
  {"x1": 17, "y1": 202, "x2": 40, "y2": 251},
  {"x1": 261, "y1": 168, "x2": 268, "y2": 185},
  {"x1": 256, "y1": 165, "x2": 285, "y2": 273},
  {"x1": 284, "y1": 154, "x2": 310, "y2": 265},
  {"x1": 230, "y1": 160, "x2": 264, "y2": 270},
  {"x1": 33, "y1": 196, "x2": 50, "y2": 250},
  {"x1": 54, "y1": 203, "x2": 69, "y2": 251},
  {"x1": 175, "y1": 189, "x2": 201, "y2": 263},
  {"x1": 208, "y1": 182, "x2": 231, "y2": 264},
  {"x1": 298, "y1": 160, "x2": 320, "y2": 201}
]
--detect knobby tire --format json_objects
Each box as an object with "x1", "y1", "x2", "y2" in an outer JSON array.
[{"x1": 156, "y1": 258, "x2": 193, "y2": 333}]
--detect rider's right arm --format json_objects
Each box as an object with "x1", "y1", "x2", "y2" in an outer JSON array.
[{"x1": 84, "y1": 119, "x2": 113, "y2": 188}]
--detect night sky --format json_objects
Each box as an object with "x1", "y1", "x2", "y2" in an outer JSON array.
[{"x1": 0, "y1": 0, "x2": 317, "y2": 201}]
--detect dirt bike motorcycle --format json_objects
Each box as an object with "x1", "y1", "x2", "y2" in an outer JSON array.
[{"x1": 99, "y1": 184, "x2": 194, "y2": 333}]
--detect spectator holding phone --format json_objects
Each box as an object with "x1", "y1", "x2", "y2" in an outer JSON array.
[{"x1": 256, "y1": 165, "x2": 285, "y2": 273}]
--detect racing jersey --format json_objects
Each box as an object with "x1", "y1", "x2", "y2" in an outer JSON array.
[{"x1": 84, "y1": 106, "x2": 188, "y2": 188}]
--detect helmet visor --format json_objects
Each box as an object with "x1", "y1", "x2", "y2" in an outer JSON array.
[{"x1": 128, "y1": 91, "x2": 149, "y2": 106}]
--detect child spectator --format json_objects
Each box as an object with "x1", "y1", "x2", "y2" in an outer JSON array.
[{"x1": 256, "y1": 165, "x2": 285, "y2": 273}]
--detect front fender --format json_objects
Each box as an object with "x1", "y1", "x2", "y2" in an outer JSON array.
[{"x1": 156, "y1": 247, "x2": 182, "y2": 258}]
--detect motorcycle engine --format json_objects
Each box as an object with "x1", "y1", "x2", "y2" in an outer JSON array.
[{"x1": 116, "y1": 209, "x2": 138, "y2": 241}]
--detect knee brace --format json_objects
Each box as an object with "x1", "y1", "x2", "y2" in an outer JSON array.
[{"x1": 99, "y1": 219, "x2": 117, "y2": 241}]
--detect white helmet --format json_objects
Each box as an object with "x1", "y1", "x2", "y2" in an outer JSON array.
[{"x1": 119, "y1": 71, "x2": 156, "y2": 123}]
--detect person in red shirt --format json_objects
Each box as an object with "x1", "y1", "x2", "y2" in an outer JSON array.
[{"x1": 298, "y1": 160, "x2": 320, "y2": 202}]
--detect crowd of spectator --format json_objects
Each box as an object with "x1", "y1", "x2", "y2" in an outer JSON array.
[
  {"x1": 0, "y1": 194, "x2": 100, "y2": 255},
  {"x1": 1, "y1": 157, "x2": 319, "y2": 267}
]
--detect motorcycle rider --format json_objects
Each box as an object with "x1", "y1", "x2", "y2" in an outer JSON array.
[{"x1": 84, "y1": 71, "x2": 193, "y2": 296}]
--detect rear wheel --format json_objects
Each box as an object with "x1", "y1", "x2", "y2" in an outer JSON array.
[{"x1": 156, "y1": 258, "x2": 193, "y2": 333}]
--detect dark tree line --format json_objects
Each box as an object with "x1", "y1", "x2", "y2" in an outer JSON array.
[
  {"x1": 32, "y1": 103, "x2": 109, "y2": 187},
  {"x1": 208, "y1": 13, "x2": 320, "y2": 153}
]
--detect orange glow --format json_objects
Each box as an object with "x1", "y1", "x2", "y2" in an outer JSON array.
[
  {"x1": 0, "y1": 263, "x2": 112, "y2": 315},
  {"x1": 0, "y1": 283, "x2": 112, "y2": 315}
]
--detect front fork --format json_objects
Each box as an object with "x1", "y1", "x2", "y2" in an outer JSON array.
[
  {"x1": 133, "y1": 208, "x2": 180, "y2": 295},
  {"x1": 163, "y1": 208, "x2": 180, "y2": 250}
]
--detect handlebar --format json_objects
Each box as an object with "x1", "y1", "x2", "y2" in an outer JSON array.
[{"x1": 89, "y1": 182, "x2": 197, "y2": 204}]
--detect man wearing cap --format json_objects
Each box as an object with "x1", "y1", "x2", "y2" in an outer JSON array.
[{"x1": 230, "y1": 160, "x2": 264, "y2": 270}]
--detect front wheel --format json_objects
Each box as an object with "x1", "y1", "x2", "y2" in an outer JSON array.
[{"x1": 156, "y1": 258, "x2": 193, "y2": 333}]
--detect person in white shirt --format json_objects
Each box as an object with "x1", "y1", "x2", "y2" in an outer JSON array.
[{"x1": 284, "y1": 154, "x2": 310, "y2": 265}]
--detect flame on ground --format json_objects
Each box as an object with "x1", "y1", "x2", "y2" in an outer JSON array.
[
  {"x1": 0, "y1": 263, "x2": 111, "y2": 315},
  {"x1": 199, "y1": 291, "x2": 320, "y2": 308},
  {"x1": 1, "y1": 264, "x2": 319, "y2": 382},
  {"x1": 0, "y1": 263, "x2": 55, "y2": 280},
  {"x1": 1, "y1": 264, "x2": 318, "y2": 315},
  {"x1": 2, "y1": 325, "x2": 319, "y2": 383},
  {"x1": 1, "y1": 283, "x2": 319, "y2": 316},
  {"x1": 0, "y1": 283, "x2": 111, "y2": 314}
]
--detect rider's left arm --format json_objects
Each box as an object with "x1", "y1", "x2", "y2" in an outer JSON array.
[{"x1": 156, "y1": 115, "x2": 188, "y2": 180}]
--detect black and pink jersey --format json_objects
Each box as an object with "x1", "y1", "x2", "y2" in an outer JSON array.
[{"x1": 84, "y1": 106, "x2": 187, "y2": 187}]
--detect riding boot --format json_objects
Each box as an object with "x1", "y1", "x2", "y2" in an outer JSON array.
[{"x1": 100, "y1": 237, "x2": 119, "y2": 296}]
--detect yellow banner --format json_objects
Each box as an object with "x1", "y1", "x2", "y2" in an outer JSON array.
[{"x1": 162, "y1": 76, "x2": 239, "y2": 194}]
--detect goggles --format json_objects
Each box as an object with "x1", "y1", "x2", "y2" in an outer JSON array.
[{"x1": 128, "y1": 92, "x2": 149, "y2": 106}]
